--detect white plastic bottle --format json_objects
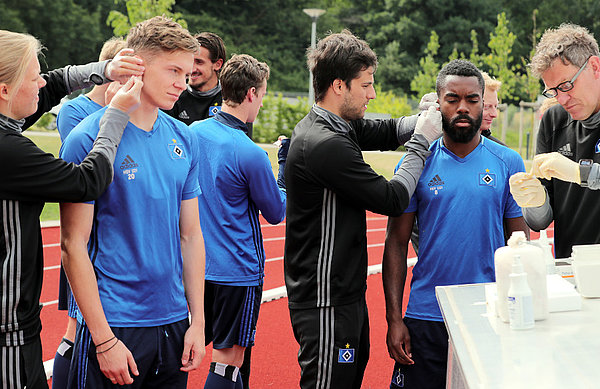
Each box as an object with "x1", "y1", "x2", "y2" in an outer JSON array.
[
  {"x1": 537, "y1": 230, "x2": 556, "y2": 275},
  {"x1": 494, "y1": 231, "x2": 548, "y2": 322},
  {"x1": 507, "y1": 255, "x2": 535, "y2": 330}
]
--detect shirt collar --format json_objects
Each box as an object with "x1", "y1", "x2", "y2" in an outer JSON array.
[
  {"x1": 214, "y1": 110, "x2": 249, "y2": 135},
  {"x1": 0, "y1": 113, "x2": 25, "y2": 133},
  {"x1": 312, "y1": 104, "x2": 352, "y2": 134},
  {"x1": 187, "y1": 81, "x2": 221, "y2": 98}
]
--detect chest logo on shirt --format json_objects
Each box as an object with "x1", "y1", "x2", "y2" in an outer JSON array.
[
  {"x1": 479, "y1": 169, "x2": 496, "y2": 187},
  {"x1": 209, "y1": 104, "x2": 222, "y2": 117},
  {"x1": 120, "y1": 155, "x2": 139, "y2": 181},
  {"x1": 595, "y1": 139, "x2": 600, "y2": 154},
  {"x1": 558, "y1": 143, "x2": 573, "y2": 156},
  {"x1": 168, "y1": 139, "x2": 186, "y2": 160},
  {"x1": 427, "y1": 174, "x2": 445, "y2": 195}
]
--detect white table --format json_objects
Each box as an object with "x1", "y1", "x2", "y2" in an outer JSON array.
[{"x1": 436, "y1": 283, "x2": 600, "y2": 389}]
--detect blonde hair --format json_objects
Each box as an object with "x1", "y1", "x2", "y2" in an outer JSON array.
[
  {"x1": 0, "y1": 30, "x2": 42, "y2": 99},
  {"x1": 99, "y1": 37, "x2": 126, "y2": 61},
  {"x1": 482, "y1": 72, "x2": 501, "y2": 93},
  {"x1": 126, "y1": 16, "x2": 199, "y2": 60},
  {"x1": 530, "y1": 23, "x2": 599, "y2": 78}
]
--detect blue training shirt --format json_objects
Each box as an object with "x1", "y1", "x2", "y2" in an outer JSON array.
[
  {"x1": 60, "y1": 108, "x2": 201, "y2": 327},
  {"x1": 399, "y1": 137, "x2": 524, "y2": 321},
  {"x1": 190, "y1": 111, "x2": 286, "y2": 286},
  {"x1": 56, "y1": 95, "x2": 102, "y2": 142}
]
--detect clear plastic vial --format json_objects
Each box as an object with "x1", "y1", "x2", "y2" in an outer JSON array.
[{"x1": 507, "y1": 255, "x2": 535, "y2": 330}]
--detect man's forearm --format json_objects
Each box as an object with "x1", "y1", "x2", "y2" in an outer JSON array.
[
  {"x1": 62, "y1": 244, "x2": 114, "y2": 344},
  {"x1": 181, "y1": 232, "x2": 205, "y2": 325},
  {"x1": 522, "y1": 191, "x2": 553, "y2": 231},
  {"x1": 61, "y1": 203, "x2": 114, "y2": 345},
  {"x1": 382, "y1": 243, "x2": 408, "y2": 324},
  {"x1": 392, "y1": 133, "x2": 432, "y2": 200}
]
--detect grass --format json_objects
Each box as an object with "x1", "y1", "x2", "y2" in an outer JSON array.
[
  {"x1": 24, "y1": 130, "x2": 530, "y2": 222},
  {"x1": 25, "y1": 132, "x2": 404, "y2": 222}
]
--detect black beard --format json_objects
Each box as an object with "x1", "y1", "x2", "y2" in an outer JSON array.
[{"x1": 442, "y1": 113, "x2": 483, "y2": 143}]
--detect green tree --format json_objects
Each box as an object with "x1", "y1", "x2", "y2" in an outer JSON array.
[
  {"x1": 367, "y1": 85, "x2": 413, "y2": 117},
  {"x1": 410, "y1": 31, "x2": 440, "y2": 98},
  {"x1": 482, "y1": 12, "x2": 518, "y2": 101},
  {"x1": 107, "y1": 0, "x2": 188, "y2": 37},
  {"x1": 253, "y1": 93, "x2": 310, "y2": 143},
  {"x1": 177, "y1": 0, "x2": 315, "y2": 92},
  {"x1": 363, "y1": 0, "x2": 501, "y2": 93},
  {"x1": 469, "y1": 29, "x2": 482, "y2": 66}
]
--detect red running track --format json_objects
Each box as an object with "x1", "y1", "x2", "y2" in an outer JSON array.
[{"x1": 40, "y1": 213, "x2": 551, "y2": 387}]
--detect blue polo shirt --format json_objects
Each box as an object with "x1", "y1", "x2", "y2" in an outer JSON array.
[
  {"x1": 60, "y1": 108, "x2": 201, "y2": 327},
  {"x1": 400, "y1": 137, "x2": 524, "y2": 321}
]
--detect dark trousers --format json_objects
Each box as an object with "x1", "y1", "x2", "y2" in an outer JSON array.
[
  {"x1": 68, "y1": 319, "x2": 189, "y2": 389},
  {"x1": 1, "y1": 336, "x2": 48, "y2": 389},
  {"x1": 290, "y1": 298, "x2": 370, "y2": 389},
  {"x1": 390, "y1": 317, "x2": 448, "y2": 389}
]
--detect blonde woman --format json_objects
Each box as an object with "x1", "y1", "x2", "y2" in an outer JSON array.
[{"x1": 0, "y1": 29, "x2": 142, "y2": 389}]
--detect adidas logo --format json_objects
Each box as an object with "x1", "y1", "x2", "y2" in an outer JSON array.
[
  {"x1": 558, "y1": 143, "x2": 573, "y2": 156},
  {"x1": 428, "y1": 174, "x2": 444, "y2": 186},
  {"x1": 120, "y1": 155, "x2": 139, "y2": 170},
  {"x1": 179, "y1": 110, "x2": 190, "y2": 120}
]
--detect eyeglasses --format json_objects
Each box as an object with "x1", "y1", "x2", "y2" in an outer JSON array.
[{"x1": 542, "y1": 57, "x2": 590, "y2": 98}]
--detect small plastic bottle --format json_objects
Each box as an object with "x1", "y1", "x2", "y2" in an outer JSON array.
[
  {"x1": 507, "y1": 255, "x2": 535, "y2": 330},
  {"x1": 538, "y1": 230, "x2": 556, "y2": 275}
]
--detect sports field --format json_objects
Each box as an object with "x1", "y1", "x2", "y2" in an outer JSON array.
[{"x1": 29, "y1": 130, "x2": 542, "y2": 387}]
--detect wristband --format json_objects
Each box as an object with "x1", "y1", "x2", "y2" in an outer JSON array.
[
  {"x1": 96, "y1": 338, "x2": 119, "y2": 354},
  {"x1": 579, "y1": 159, "x2": 593, "y2": 187},
  {"x1": 95, "y1": 335, "x2": 116, "y2": 348}
]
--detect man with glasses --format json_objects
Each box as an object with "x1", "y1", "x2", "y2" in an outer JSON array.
[{"x1": 509, "y1": 23, "x2": 600, "y2": 259}]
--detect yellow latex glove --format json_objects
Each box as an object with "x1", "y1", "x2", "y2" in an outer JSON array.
[
  {"x1": 509, "y1": 172, "x2": 546, "y2": 207},
  {"x1": 532, "y1": 152, "x2": 580, "y2": 184}
]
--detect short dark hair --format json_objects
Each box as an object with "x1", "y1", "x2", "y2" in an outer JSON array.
[
  {"x1": 436, "y1": 59, "x2": 484, "y2": 95},
  {"x1": 308, "y1": 30, "x2": 377, "y2": 102},
  {"x1": 195, "y1": 32, "x2": 226, "y2": 71},
  {"x1": 220, "y1": 54, "x2": 269, "y2": 106}
]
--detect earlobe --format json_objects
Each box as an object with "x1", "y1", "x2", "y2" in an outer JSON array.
[
  {"x1": 332, "y1": 79, "x2": 344, "y2": 96},
  {"x1": 0, "y1": 84, "x2": 10, "y2": 102},
  {"x1": 592, "y1": 56, "x2": 600, "y2": 79},
  {"x1": 247, "y1": 87, "x2": 256, "y2": 102},
  {"x1": 214, "y1": 58, "x2": 224, "y2": 72}
]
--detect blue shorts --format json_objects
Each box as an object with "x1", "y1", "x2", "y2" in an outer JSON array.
[
  {"x1": 68, "y1": 318, "x2": 189, "y2": 389},
  {"x1": 390, "y1": 317, "x2": 448, "y2": 389},
  {"x1": 204, "y1": 282, "x2": 262, "y2": 349}
]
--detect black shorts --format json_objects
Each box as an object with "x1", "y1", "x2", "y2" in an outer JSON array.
[
  {"x1": 0, "y1": 336, "x2": 48, "y2": 389},
  {"x1": 289, "y1": 298, "x2": 370, "y2": 389},
  {"x1": 68, "y1": 318, "x2": 189, "y2": 389},
  {"x1": 389, "y1": 317, "x2": 448, "y2": 389},
  {"x1": 204, "y1": 281, "x2": 262, "y2": 349}
]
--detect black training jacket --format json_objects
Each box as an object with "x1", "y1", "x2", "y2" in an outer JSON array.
[
  {"x1": 284, "y1": 108, "x2": 414, "y2": 309},
  {"x1": 0, "y1": 69, "x2": 113, "y2": 347},
  {"x1": 535, "y1": 104, "x2": 600, "y2": 259}
]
